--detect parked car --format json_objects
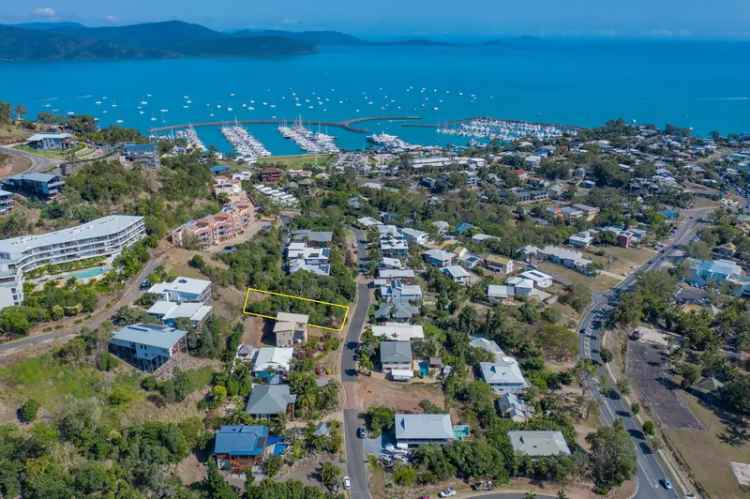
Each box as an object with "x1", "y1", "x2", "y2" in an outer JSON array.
[
  {"x1": 438, "y1": 487, "x2": 456, "y2": 498},
  {"x1": 139, "y1": 279, "x2": 152, "y2": 290},
  {"x1": 343, "y1": 476, "x2": 351, "y2": 490},
  {"x1": 660, "y1": 479, "x2": 673, "y2": 490},
  {"x1": 357, "y1": 426, "x2": 368, "y2": 439},
  {"x1": 472, "y1": 480, "x2": 495, "y2": 491}
]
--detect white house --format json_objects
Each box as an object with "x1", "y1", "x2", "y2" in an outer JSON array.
[
  {"x1": 442, "y1": 265, "x2": 470, "y2": 285},
  {"x1": 148, "y1": 276, "x2": 212, "y2": 304},
  {"x1": 372, "y1": 323, "x2": 425, "y2": 342},
  {"x1": 479, "y1": 357, "x2": 528, "y2": 394},
  {"x1": 252, "y1": 347, "x2": 294, "y2": 374},
  {"x1": 400, "y1": 227, "x2": 430, "y2": 246},
  {"x1": 520, "y1": 270, "x2": 553, "y2": 289}
]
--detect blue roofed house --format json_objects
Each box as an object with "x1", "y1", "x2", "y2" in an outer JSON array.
[
  {"x1": 2, "y1": 172, "x2": 64, "y2": 199},
  {"x1": 211, "y1": 164, "x2": 231, "y2": 175},
  {"x1": 108, "y1": 323, "x2": 187, "y2": 372},
  {"x1": 213, "y1": 425, "x2": 271, "y2": 471}
]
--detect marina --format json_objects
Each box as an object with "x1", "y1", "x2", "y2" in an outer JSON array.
[
  {"x1": 174, "y1": 126, "x2": 207, "y2": 152},
  {"x1": 278, "y1": 119, "x2": 340, "y2": 154},
  {"x1": 366, "y1": 132, "x2": 419, "y2": 153},
  {"x1": 221, "y1": 125, "x2": 271, "y2": 163},
  {"x1": 438, "y1": 118, "x2": 573, "y2": 141}
]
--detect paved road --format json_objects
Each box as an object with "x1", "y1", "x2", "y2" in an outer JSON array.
[
  {"x1": 577, "y1": 207, "x2": 710, "y2": 499},
  {"x1": 469, "y1": 494, "x2": 555, "y2": 499},
  {"x1": 0, "y1": 252, "x2": 165, "y2": 359},
  {"x1": 0, "y1": 144, "x2": 61, "y2": 175},
  {"x1": 341, "y1": 229, "x2": 372, "y2": 499}
]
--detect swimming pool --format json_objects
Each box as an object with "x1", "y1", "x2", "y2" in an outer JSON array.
[{"x1": 70, "y1": 266, "x2": 108, "y2": 280}]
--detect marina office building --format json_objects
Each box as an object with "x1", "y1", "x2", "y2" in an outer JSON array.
[{"x1": 0, "y1": 215, "x2": 146, "y2": 309}]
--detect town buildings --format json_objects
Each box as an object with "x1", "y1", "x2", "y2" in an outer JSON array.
[{"x1": 0, "y1": 215, "x2": 146, "y2": 309}]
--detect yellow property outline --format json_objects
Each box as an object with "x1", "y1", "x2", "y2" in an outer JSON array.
[{"x1": 242, "y1": 287, "x2": 350, "y2": 333}]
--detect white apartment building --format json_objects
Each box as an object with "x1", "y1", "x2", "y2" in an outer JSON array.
[{"x1": 0, "y1": 215, "x2": 146, "y2": 309}]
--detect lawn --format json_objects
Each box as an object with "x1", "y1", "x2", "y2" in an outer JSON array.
[
  {"x1": 537, "y1": 262, "x2": 621, "y2": 293},
  {"x1": 590, "y1": 246, "x2": 657, "y2": 276},
  {"x1": 256, "y1": 153, "x2": 334, "y2": 169},
  {"x1": 664, "y1": 392, "x2": 750, "y2": 499}
]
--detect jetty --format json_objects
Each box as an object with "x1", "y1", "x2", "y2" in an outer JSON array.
[{"x1": 149, "y1": 115, "x2": 421, "y2": 135}]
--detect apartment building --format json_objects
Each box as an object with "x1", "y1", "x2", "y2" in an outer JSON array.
[
  {"x1": 172, "y1": 196, "x2": 254, "y2": 248},
  {"x1": 0, "y1": 215, "x2": 145, "y2": 309}
]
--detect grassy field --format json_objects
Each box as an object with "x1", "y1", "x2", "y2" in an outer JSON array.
[
  {"x1": 0, "y1": 353, "x2": 216, "y2": 426},
  {"x1": 537, "y1": 262, "x2": 621, "y2": 293},
  {"x1": 665, "y1": 392, "x2": 750, "y2": 499},
  {"x1": 589, "y1": 245, "x2": 657, "y2": 276},
  {"x1": 0, "y1": 123, "x2": 32, "y2": 145},
  {"x1": 256, "y1": 153, "x2": 334, "y2": 169}
]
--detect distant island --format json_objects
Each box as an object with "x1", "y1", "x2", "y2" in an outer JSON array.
[
  {"x1": 0, "y1": 20, "x2": 473, "y2": 62},
  {"x1": 0, "y1": 21, "x2": 318, "y2": 61}
]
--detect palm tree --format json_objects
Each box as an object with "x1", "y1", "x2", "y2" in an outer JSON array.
[{"x1": 14, "y1": 104, "x2": 26, "y2": 123}]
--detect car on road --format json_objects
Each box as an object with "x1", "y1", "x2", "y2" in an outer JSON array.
[
  {"x1": 139, "y1": 279, "x2": 152, "y2": 290},
  {"x1": 357, "y1": 426, "x2": 368, "y2": 439},
  {"x1": 345, "y1": 368, "x2": 359, "y2": 377},
  {"x1": 438, "y1": 487, "x2": 456, "y2": 497},
  {"x1": 660, "y1": 479, "x2": 673, "y2": 490},
  {"x1": 343, "y1": 476, "x2": 351, "y2": 490},
  {"x1": 347, "y1": 341, "x2": 359, "y2": 350}
]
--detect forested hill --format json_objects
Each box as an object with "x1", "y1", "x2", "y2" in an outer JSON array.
[{"x1": 0, "y1": 21, "x2": 317, "y2": 62}]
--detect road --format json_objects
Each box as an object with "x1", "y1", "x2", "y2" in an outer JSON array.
[
  {"x1": 0, "y1": 252, "x2": 165, "y2": 359},
  {"x1": 0, "y1": 144, "x2": 61, "y2": 175},
  {"x1": 577, "y1": 207, "x2": 710, "y2": 499},
  {"x1": 341, "y1": 229, "x2": 373, "y2": 499}
]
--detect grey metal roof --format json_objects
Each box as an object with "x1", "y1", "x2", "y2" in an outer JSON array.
[
  {"x1": 394, "y1": 413, "x2": 454, "y2": 441},
  {"x1": 245, "y1": 384, "x2": 296, "y2": 415},
  {"x1": 5, "y1": 172, "x2": 60, "y2": 183},
  {"x1": 380, "y1": 341, "x2": 412, "y2": 364},
  {"x1": 508, "y1": 431, "x2": 571, "y2": 456},
  {"x1": 0, "y1": 215, "x2": 143, "y2": 259},
  {"x1": 479, "y1": 359, "x2": 527, "y2": 387},
  {"x1": 110, "y1": 323, "x2": 186, "y2": 350}
]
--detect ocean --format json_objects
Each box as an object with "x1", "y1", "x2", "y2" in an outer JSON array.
[{"x1": 1, "y1": 39, "x2": 749, "y2": 154}]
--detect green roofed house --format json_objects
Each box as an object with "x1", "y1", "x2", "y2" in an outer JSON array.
[
  {"x1": 108, "y1": 323, "x2": 187, "y2": 372},
  {"x1": 245, "y1": 384, "x2": 296, "y2": 418},
  {"x1": 508, "y1": 431, "x2": 571, "y2": 457}
]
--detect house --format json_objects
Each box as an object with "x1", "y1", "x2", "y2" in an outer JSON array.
[
  {"x1": 520, "y1": 270, "x2": 553, "y2": 289},
  {"x1": 456, "y1": 249, "x2": 482, "y2": 270},
  {"x1": 147, "y1": 300, "x2": 212, "y2": 328},
  {"x1": 213, "y1": 425, "x2": 271, "y2": 471},
  {"x1": 379, "y1": 257, "x2": 404, "y2": 270},
  {"x1": 2, "y1": 172, "x2": 64, "y2": 199},
  {"x1": 455, "y1": 222, "x2": 475, "y2": 235},
  {"x1": 442, "y1": 265, "x2": 470, "y2": 285},
  {"x1": 0, "y1": 215, "x2": 145, "y2": 309},
  {"x1": 497, "y1": 393, "x2": 533, "y2": 422},
  {"x1": 108, "y1": 323, "x2": 187, "y2": 372},
  {"x1": 568, "y1": 230, "x2": 594, "y2": 248},
  {"x1": 0, "y1": 190, "x2": 14, "y2": 215},
  {"x1": 506, "y1": 277, "x2": 534, "y2": 298},
  {"x1": 252, "y1": 347, "x2": 294, "y2": 375},
  {"x1": 472, "y1": 233, "x2": 499, "y2": 244},
  {"x1": 572, "y1": 204, "x2": 600, "y2": 221},
  {"x1": 261, "y1": 167, "x2": 283, "y2": 184},
  {"x1": 432, "y1": 221, "x2": 450, "y2": 235},
  {"x1": 26, "y1": 132, "x2": 73, "y2": 150},
  {"x1": 273, "y1": 312, "x2": 309, "y2": 347},
  {"x1": 210, "y1": 164, "x2": 230, "y2": 175},
  {"x1": 479, "y1": 358, "x2": 528, "y2": 394},
  {"x1": 291, "y1": 230, "x2": 333, "y2": 247},
  {"x1": 123, "y1": 143, "x2": 159, "y2": 167},
  {"x1": 374, "y1": 301, "x2": 420, "y2": 322},
  {"x1": 357, "y1": 216, "x2": 380, "y2": 229},
  {"x1": 687, "y1": 259, "x2": 744, "y2": 287},
  {"x1": 523, "y1": 245, "x2": 595, "y2": 275},
  {"x1": 245, "y1": 384, "x2": 296, "y2": 418},
  {"x1": 484, "y1": 255, "x2": 514, "y2": 274},
  {"x1": 372, "y1": 323, "x2": 425, "y2": 342},
  {"x1": 378, "y1": 269, "x2": 417, "y2": 282},
  {"x1": 148, "y1": 277, "x2": 212, "y2": 304},
  {"x1": 394, "y1": 413, "x2": 454, "y2": 447},
  {"x1": 487, "y1": 284, "x2": 512, "y2": 303},
  {"x1": 380, "y1": 341, "x2": 413, "y2": 380},
  {"x1": 508, "y1": 431, "x2": 571, "y2": 457},
  {"x1": 423, "y1": 249, "x2": 454, "y2": 268},
  {"x1": 469, "y1": 336, "x2": 505, "y2": 360},
  {"x1": 400, "y1": 228, "x2": 429, "y2": 246}
]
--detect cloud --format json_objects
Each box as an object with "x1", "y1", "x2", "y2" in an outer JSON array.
[{"x1": 31, "y1": 7, "x2": 57, "y2": 18}]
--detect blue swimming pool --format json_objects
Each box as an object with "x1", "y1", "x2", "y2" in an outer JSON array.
[{"x1": 70, "y1": 266, "x2": 108, "y2": 280}]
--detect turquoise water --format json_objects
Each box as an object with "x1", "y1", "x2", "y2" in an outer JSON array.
[
  {"x1": 1, "y1": 40, "x2": 749, "y2": 153},
  {"x1": 70, "y1": 266, "x2": 107, "y2": 280}
]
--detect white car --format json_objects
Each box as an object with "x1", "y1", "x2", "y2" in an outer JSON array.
[
  {"x1": 343, "y1": 476, "x2": 352, "y2": 490},
  {"x1": 439, "y1": 487, "x2": 456, "y2": 498}
]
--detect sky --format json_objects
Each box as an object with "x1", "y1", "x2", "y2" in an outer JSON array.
[{"x1": 2, "y1": 0, "x2": 750, "y2": 39}]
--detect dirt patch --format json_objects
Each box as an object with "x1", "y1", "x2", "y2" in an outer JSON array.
[
  {"x1": 275, "y1": 454, "x2": 345, "y2": 489},
  {"x1": 537, "y1": 262, "x2": 621, "y2": 293},
  {"x1": 0, "y1": 152, "x2": 31, "y2": 178},
  {"x1": 358, "y1": 375, "x2": 446, "y2": 413},
  {"x1": 175, "y1": 453, "x2": 207, "y2": 485}
]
